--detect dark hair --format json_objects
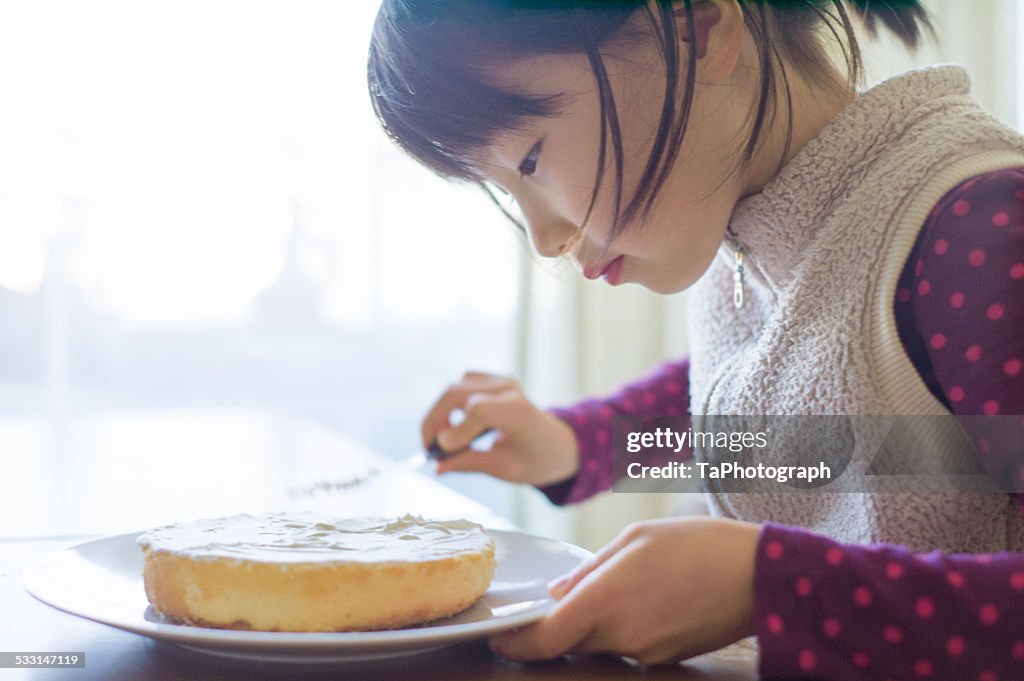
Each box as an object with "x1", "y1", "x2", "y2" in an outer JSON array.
[{"x1": 368, "y1": 1, "x2": 932, "y2": 244}]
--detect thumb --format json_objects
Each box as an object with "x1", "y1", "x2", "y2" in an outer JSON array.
[
  {"x1": 547, "y1": 524, "x2": 639, "y2": 599},
  {"x1": 435, "y1": 442, "x2": 519, "y2": 481}
]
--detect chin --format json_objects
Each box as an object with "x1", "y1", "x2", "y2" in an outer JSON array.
[{"x1": 642, "y1": 271, "x2": 700, "y2": 295}]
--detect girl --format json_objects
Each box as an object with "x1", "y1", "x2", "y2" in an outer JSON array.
[{"x1": 368, "y1": 1, "x2": 1024, "y2": 678}]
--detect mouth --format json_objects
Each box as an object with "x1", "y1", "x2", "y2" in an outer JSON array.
[{"x1": 583, "y1": 255, "x2": 625, "y2": 286}]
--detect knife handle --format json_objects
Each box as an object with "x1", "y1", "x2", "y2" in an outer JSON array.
[{"x1": 427, "y1": 428, "x2": 497, "y2": 461}]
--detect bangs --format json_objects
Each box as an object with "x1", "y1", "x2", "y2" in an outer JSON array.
[
  {"x1": 368, "y1": 4, "x2": 568, "y2": 182},
  {"x1": 367, "y1": 1, "x2": 639, "y2": 183}
]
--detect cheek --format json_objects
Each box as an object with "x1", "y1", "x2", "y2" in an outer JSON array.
[
  {"x1": 649, "y1": 148, "x2": 742, "y2": 237},
  {"x1": 553, "y1": 122, "x2": 611, "y2": 226},
  {"x1": 626, "y1": 190, "x2": 738, "y2": 290},
  {"x1": 540, "y1": 156, "x2": 619, "y2": 243}
]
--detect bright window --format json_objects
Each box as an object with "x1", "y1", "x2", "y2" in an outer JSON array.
[{"x1": 0, "y1": 2, "x2": 521, "y2": 479}]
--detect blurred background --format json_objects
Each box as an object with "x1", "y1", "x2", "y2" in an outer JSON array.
[{"x1": 0, "y1": 0, "x2": 1021, "y2": 550}]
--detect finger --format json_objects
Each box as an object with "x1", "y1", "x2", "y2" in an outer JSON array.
[
  {"x1": 490, "y1": 582, "x2": 599, "y2": 661},
  {"x1": 435, "y1": 442, "x2": 517, "y2": 479},
  {"x1": 568, "y1": 628, "x2": 615, "y2": 657},
  {"x1": 420, "y1": 377, "x2": 514, "y2": 447},
  {"x1": 461, "y1": 370, "x2": 516, "y2": 386},
  {"x1": 573, "y1": 626, "x2": 700, "y2": 667},
  {"x1": 435, "y1": 391, "x2": 510, "y2": 450},
  {"x1": 550, "y1": 550, "x2": 661, "y2": 664},
  {"x1": 547, "y1": 523, "x2": 642, "y2": 600}
]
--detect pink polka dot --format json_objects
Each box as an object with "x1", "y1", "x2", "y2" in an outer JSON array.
[
  {"x1": 947, "y1": 570, "x2": 965, "y2": 587},
  {"x1": 1005, "y1": 359, "x2": 1022, "y2": 377},
  {"x1": 1013, "y1": 641, "x2": 1024, "y2": 660},
  {"x1": 916, "y1": 259, "x2": 924, "y2": 276},
  {"x1": 642, "y1": 391, "x2": 656, "y2": 406},
  {"x1": 915, "y1": 597, "x2": 935, "y2": 618},
  {"x1": 1011, "y1": 263, "x2": 1024, "y2": 280},
  {"x1": 977, "y1": 553, "x2": 993, "y2": 565},
  {"x1": 853, "y1": 651, "x2": 870, "y2": 668},
  {"x1": 1010, "y1": 572, "x2": 1024, "y2": 590},
  {"x1": 918, "y1": 280, "x2": 932, "y2": 296},
  {"x1": 978, "y1": 671, "x2": 998, "y2": 681},
  {"x1": 854, "y1": 586, "x2": 873, "y2": 607},
  {"x1": 929, "y1": 333, "x2": 946, "y2": 350},
  {"x1": 666, "y1": 380, "x2": 681, "y2": 394},
  {"x1": 595, "y1": 430, "x2": 610, "y2": 445},
  {"x1": 798, "y1": 649, "x2": 816, "y2": 672},
  {"x1": 966, "y1": 345, "x2": 982, "y2": 362},
  {"x1": 600, "y1": 406, "x2": 613, "y2": 418},
  {"x1": 795, "y1": 576, "x2": 813, "y2": 597},
  {"x1": 987, "y1": 303, "x2": 1005, "y2": 320},
  {"x1": 572, "y1": 413, "x2": 587, "y2": 426},
  {"x1": 765, "y1": 541, "x2": 784, "y2": 560},
  {"x1": 884, "y1": 625, "x2": 903, "y2": 643},
  {"x1": 823, "y1": 618, "x2": 841, "y2": 638},
  {"x1": 914, "y1": 659, "x2": 933, "y2": 677},
  {"x1": 946, "y1": 635, "x2": 966, "y2": 656},
  {"x1": 978, "y1": 438, "x2": 991, "y2": 454},
  {"x1": 885, "y1": 561, "x2": 904, "y2": 580},
  {"x1": 983, "y1": 400, "x2": 1000, "y2": 416},
  {"x1": 665, "y1": 405, "x2": 679, "y2": 415},
  {"x1": 992, "y1": 211, "x2": 1010, "y2": 226},
  {"x1": 953, "y1": 199, "x2": 971, "y2": 216},
  {"x1": 933, "y1": 239, "x2": 949, "y2": 255},
  {"x1": 825, "y1": 546, "x2": 844, "y2": 566},
  {"x1": 898, "y1": 287, "x2": 912, "y2": 303},
  {"x1": 949, "y1": 386, "x2": 965, "y2": 403},
  {"x1": 766, "y1": 613, "x2": 784, "y2": 634},
  {"x1": 979, "y1": 603, "x2": 999, "y2": 625},
  {"x1": 949, "y1": 291, "x2": 965, "y2": 308},
  {"x1": 968, "y1": 249, "x2": 988, "y2": 266}
]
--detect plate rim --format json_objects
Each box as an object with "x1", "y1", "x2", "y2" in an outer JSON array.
[{"x1": 23, "y1": 526, "x2": 591, "y2": 654}]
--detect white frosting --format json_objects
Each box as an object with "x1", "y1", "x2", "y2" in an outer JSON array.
[{"x1": 137, "y1": 512, "x2": 492, "y2": 564}]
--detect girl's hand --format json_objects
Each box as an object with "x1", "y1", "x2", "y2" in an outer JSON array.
[
  {"x1": 490, "y1": 517, "x2": 761, "y2": 665},
  {"x1": 420, "y1": 371, "x2": 579, "y2": 486}
]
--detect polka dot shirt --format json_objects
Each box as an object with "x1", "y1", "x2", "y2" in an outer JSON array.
[
  {"x1": 539, "y1": 168, "x2": 1024, "y2": 677},
  {"x1": 755, "y1": 522, "x2": 1024, "y2": 680}
]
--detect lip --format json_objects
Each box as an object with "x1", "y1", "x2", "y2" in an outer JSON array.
[{"x1": 583, "y1": 255, "x2": 624, "y2": 286}]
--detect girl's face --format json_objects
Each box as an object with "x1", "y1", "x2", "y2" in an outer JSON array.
[{"x1": 474, "y1": 6, "x2": 773, "y2": 294}]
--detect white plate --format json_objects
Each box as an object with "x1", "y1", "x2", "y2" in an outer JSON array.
[{"x1": 23, "y1": 528, "x2": 592, "y2": 664}]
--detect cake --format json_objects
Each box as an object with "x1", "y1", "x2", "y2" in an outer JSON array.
[{"x1": 137, "y1": 513, "x2": 496, "y2": 632}]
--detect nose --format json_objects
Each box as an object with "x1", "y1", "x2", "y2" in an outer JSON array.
[{"x1": 523, "y1": 212, "x2": 577, "y2": 259}]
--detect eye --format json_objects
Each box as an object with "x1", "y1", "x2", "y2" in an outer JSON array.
[{"x1": 518, "y1": 141, "x2": 543, "y2": 177}]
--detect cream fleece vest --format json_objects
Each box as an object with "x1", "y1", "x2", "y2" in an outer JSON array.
[{"x1": 685, "y1": 66, "x2": 1024, "y2": 552}]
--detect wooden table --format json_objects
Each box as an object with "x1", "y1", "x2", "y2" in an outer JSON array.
[{"x1": 0, "y1": 409, "x2": 758, "y2": 680}]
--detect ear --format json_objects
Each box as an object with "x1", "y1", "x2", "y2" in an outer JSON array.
[{"x1": 673, "y1": 0, "x2": 743, "y2": 80}]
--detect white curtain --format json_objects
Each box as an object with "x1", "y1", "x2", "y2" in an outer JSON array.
[{"x1": 515, "y1": 0, "x2": 1023, "y2": 550}]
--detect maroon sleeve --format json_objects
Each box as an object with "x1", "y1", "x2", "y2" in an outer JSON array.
[
  {"x1": 754, "y1": 522, "x2": 1024, "y2": 680},
  {"x1": 753, "y1": 169, "x2": 1024, "y2": 679},
  {"x1": 537, "y1": 358, "x2": 693, "y2": 505}
]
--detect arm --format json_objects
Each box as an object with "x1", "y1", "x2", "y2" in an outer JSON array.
[
  {"x1": 755, "y1": 522, "x2": 1024, "y2": 680},
  {"x1": 489, "y1": 515, "x2": 1024, "y2": 675},
  {"x1": 538, "y1": 357, "x2": 693, "y2": 505}
]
